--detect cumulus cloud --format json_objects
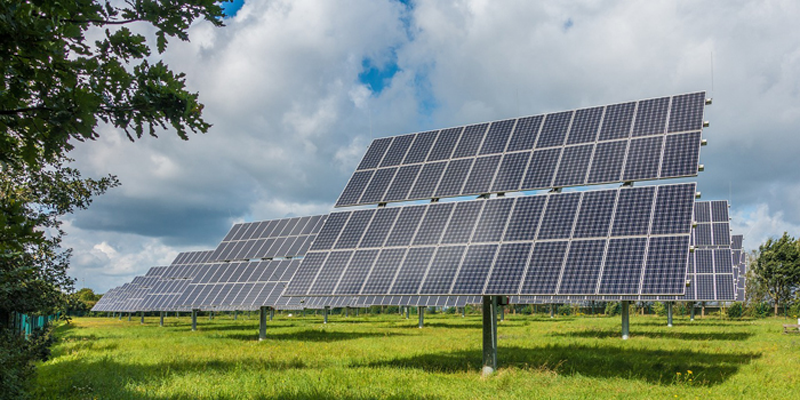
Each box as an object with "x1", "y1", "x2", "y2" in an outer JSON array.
[{"x1": 64, "y1": 0, "x2": 800, "y2": 292}]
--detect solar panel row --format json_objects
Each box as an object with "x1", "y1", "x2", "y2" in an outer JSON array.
[
  {"x1": 208, "y1": 215, "x2": 327, "y2": 262},
  {"x1": 337, "y1": 92, "x2": 705, "y2": 207},
  {"x1": 285, "y1": 182, "x2": 697, "y2": 297}
]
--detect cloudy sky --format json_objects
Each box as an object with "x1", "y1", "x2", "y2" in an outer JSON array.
[{"x1": 65, "y1": 0, "x2": 800, "y2": 292}]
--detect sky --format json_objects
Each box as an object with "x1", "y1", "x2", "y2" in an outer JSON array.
[{"x1": 64, "y1": 0, "x2": 800, "y2": 292}]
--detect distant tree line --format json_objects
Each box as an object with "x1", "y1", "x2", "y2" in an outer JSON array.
[{"x1": 746, "y1": 232, "x2": 800, "y2": 317}]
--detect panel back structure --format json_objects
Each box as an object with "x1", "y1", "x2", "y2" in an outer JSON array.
[
  {"x1": 337, "y1": 92, "x2": 706, "y2": 207},
  {"x1": 208, "y1": 215, "x2": 326, "y2": 262},
  {"x1": 139, "y1": 251, "x2": 217, "y2": 312},
  {"x1": 286, "y1": 182, "x2": 697, "y2": 298},
  {"x1": 732, "y1": 234, "x2": 747, "y2": 302}
]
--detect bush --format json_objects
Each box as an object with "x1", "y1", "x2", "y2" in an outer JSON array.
[
  {"x1": 727, "y1": 302, "x2": 744, "y2": 318},
  {"x1": 605, "y1": 302, "x2": 620, "y2": 316},
  {"x1": 557, "y1": 304, "x2": 572, "y2": 316},
  {"x1": 652, "y1": 302, "x2": 666, "y2": 316},
  {"x1": 444, "y1": 307, "x2": 457, "y2": 314},
  {"x1": 520, "y1": 305, "x2": 533, "y2": 315},
  {"x1": 0, "y1": 327, "x2": 56, "y2": 400}
]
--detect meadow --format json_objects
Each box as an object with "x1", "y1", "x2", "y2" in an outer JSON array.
[{"x1": 34, "y1": 310, "x2": 799, "y2": 399}]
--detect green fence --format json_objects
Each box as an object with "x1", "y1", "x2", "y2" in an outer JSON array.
[{"x1": 11, "y1": 312, "x2": 59, "y2": 336}]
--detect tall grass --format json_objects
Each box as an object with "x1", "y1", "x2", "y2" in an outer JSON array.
[{"x1": 34, "y1": 311, "x2": 799, "y2": 399}]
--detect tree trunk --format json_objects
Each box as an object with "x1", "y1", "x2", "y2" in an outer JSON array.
[{"x1": 775, "y1": 302, "x2": 779, "y2": 317}]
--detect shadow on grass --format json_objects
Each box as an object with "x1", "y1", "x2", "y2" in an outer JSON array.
[
  {"x1": 361, "y1": 344, "x2": 760, "y2": 386},
  {"x1": 631, "y1": 320, "x2": 750, "y2": 327},
  {"x1": 553, "y1": 328, "x2": 754, "y2": 341},
  {"x1": 223, "y1": 328, "x2": 409, "y2": 342}
]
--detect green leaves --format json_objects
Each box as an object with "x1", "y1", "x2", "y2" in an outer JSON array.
[{"x1": 753, "y1": 233, "x2": 800, "y2": 315}]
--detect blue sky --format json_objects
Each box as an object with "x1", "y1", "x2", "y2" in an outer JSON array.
[{"x1": 64, "y1": 0, "x2": 800, "y2": 292}]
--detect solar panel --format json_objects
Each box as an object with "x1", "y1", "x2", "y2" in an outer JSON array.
[
  {"x1": 209, "y1": 215, "x2": 327, "y2": 262},
  {"x1": 287, "y1": 182, "x2": 696, "y2": 297},
  {"x1": 337, "y1": 92, "x2": 705, "y2": 207}
]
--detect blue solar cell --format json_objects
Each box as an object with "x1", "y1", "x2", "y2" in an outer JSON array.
[
  {"x1": 506, "y1": 115, "x2": 543, "y2": 152},
  {"x1": 359, "y1": 168, "x2": 397, "y2": 204},
  {"x1": 731, "y1": 235, "x2": 743, "y2": 250},
  {"x1": 598, "y1": 102, "x2": 635, "y2": 141},
  {"x1": 519, "y1": 241, "x2": 568, "y2": 294},
  {"x1": 380, "y1": 134, "x2": 415, "y2": 167},
  {"x1": 695, "y1": 201, "x2": 711, "y2": 223},
  {"x1": 694, "y1": 224, "x2": 712, "y2": 246},
  {"x1": 390, "y1": 247, "x2": 435, "y2": 294},
  {"x1": 660, "y1": 132, "x2": 700, "y2": 178},
  {"x1": 337, "y1": 170, "x2": 373, "y2": 207},
  {"x1": 567, "y1": 107, "x2": 603, "y2": 145},
  {"x1": 611, "y1": 186, "x2": 655, "y2": 236},
  {"x1": 521, "y1": 148, "x2": 561, "y2": 189},
  {"x1": 413, "y1": 203, "x2": 455, "y2": 245},
  {"x1": 490, "y1": 152, "x2": 530, "y2": 192},
  {"x1": 427, "y1": 127, "x2": 463, "y2": 162},
  {"x1": 622, "y1": 136, "x2": 663, "y2": 181},
  {"x1": 440, "y1": 201, "x2": 483, "y2": 244},
  {"x1": 535, "y1": 111, "x2": 573, "y2": 149},
  {"x1": 597, "y1": 237, "x2": 647, "y2": 294},
  {"x1": 640, "y1": 236, "x2": 691, "y2": 294},
  {"x1": 408, "y1": 161, "x2": 446, "y2": 200},
  {"x1": 360, "y1": 208, "x2": 400, "y2": 248},
  {"x1": 586, "y1": 140, "x2": 626, "y2": 184},
  {"x1": 715, "y1": 274, "x2": 735, "y2": 300},
  {"x1": 452, "y1": 244, "x2": 499, "y2": 294},
  {"x1": 471, "y1": 197, "x2": 514, "y2": 242},
  {"x1": 558, "y1": 239, "x2": 606, "y2": 294},
  {"x1": 484, "y1": 243, "x2": 531, "y2": 294},
  {"x1": 552, "y1": 144, "x2": 592, "y2": 187},
  {"x1": 714, "y1": 249, "x2": 733, "y2": 273},
  {"x1": 651, "y1": 184, "x2": 696, "y2": 235},
  {"x1": 384, "y1": 205, "x2": 426, "y2": 247},
  {"x1": 694, "y1": 274, "x2": 714, "y2": 300},
  {"x1": 311, "y1": 212, "x2": 350, "y2": 251},
  {"x1": 504, "y1": 195, "x2": 546, "y2": 241},
  {"x1": 357, "y1": 137, "x2": 392, "y2": 170},
  {"x1": 711, "y1": 201, "x2": 729, "y2": 222},
  {"x1": 434, "y1": 158, "x2": 473, "y2": 197},
  {"x1": 452, "y1": 123, "x2": 489, "y2": 158},
  {"x1": 572, "y1": 190, "x2": 616, "y2": 238},
  {"x1": 419, "y1": 246, "x2": 466, "y2": 294},
  {"x1": 537, "y1": 192, "x2": 581, "y2": 240},
  {"x1": 362, "y1": 249, "x2": 407, "y2": 294},
  {"x1": 668, "y1": 92, "x2": 705, "y2": 133},
  {"x1": 403, "y1": 131, "x2": 438, "y2": 164},
  {"x1": 308, "y1": 250, "x2": 353, "y2": 294},
  {"x1": 334, "y1": 209, "x2": 373, "y2": 249},
  {"x1": 462, "y1": 155, "x2": 501, "y2": 195},
  {"x1": 383, "y1": 165, "x2": 421, "y2": 202},
  {"x1": 281, "y1": 252, "x2": 327, "y2": 295},
  {"x1": 632, "y1": 97, "x2": 670, "y2": 137},
  {"x1": 480, "y1": 119, "x2": 516, "y2": 155}
]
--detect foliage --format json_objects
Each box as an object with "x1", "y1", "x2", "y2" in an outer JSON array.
[
  {"x1": 1, "y1": 1, "x2": 223, "y2": 398},
  {"x1": 557, "y1": 304, "x2": 572, "y2": 316},
  {"x1": 604, "y1": 301, "x2": 620, "y2": 316},
  {"x1": 33, "y1": 314, "x2": 799, "y2": 399},
  {"x1": 752, "y1": 233, "x2": 800, "y2": 316},
  {"x1": 0, "y1": 326, "x2": 56, "y2": 400},
  {"x1": 652, "y1": 302, "x2": 666, "y2": 316},
  {"x1": 726, "y1": 302, "x2": 743, "y2": 319},
  {"x1": 67, "y1": 288, "x2": 102, "y2": 315}
]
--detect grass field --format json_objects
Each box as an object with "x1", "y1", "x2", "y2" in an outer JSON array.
[{"x1": 33, "y1": 311, "x2": 799, "y2": 399}]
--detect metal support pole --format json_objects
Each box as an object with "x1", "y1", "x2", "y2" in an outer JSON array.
[
  {"x1": 118, "y1": 313, "x2": 122, "y2": 320},
  {"x1": 405, "y1": 306, "x2": 409, "y2": 319},
  {"x1": 482, "y1": 296, "x2": 498, "y2": 376},
  {"x1": 356, "y1": 308, "x2": 359, "y2": 316},
  {"x1": 462, "y1": 307, "x2": 466, "y2": 318},
  {"x1": 667, "y1": 302, "x2": 674, "y2": 327},
  {"x1": 234, "y1": 310, "x2": 238, "y2": 320},
  {"x1": 140, "y1": 311, "x2": 144, "y2": 324},
  {"x1": 345, "y1": 307, "x2": 349, "y2": 317},
  {"x1": 690, "y1": 302, "x2": 695, "y2": 321},
  {"x1": 128, "y1": 312, "x2": 131, "y2": 322},
  {"x1": 323, "y1": 306, "x2": 329, "y2": 324},
  {"x1": 550, "y1": 304, "x2": 554, "y2": 318},
  {"x1": 418, "y1": 306, "x2": 424, "y2": 328},
  {"x1": 209, "y1": 311, "x2": 213, "y2": 320},
  {"x1": 499, "y1": 306, "x2": 505, "y2": 321},
  {"x1": 159, "y1": 312, "x2": 164, "y2": 327},
  {"x1": 259, "y1": 306, "x2": 267, "y2": 341},
  {"x1": 191, "y1": 309, "x2": 198, "y2": 331},
  {"x1": 621, "y1": 301, "x2": 630, "y2": 340},
  {"x1": 269, "y1": 308, "x2": 274, "y2": 321}
]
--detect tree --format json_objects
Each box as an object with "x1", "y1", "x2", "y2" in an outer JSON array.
[
  {"x1": 1, "y1": 1, "x2": 223, "y2": 398},
  {"x1": 752, "y1": 233, "x2": 800, "y2": 316}
]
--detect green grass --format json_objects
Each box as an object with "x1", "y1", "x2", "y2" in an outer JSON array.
[{"x1": 34, "y1": 311, "x2": 800, "y2": 399}]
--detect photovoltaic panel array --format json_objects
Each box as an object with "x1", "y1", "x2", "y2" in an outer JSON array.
[
  {"x1": 208, "y1": 215, "x2": 327, "y2": 262},
  {"x1": 302, "y1": 295, "x2": 481, "y2": 309},
  {"x1": 285, "y1": 182, "x2": 696, "y2": 297},
  {"x1": 171, "y1": 250, "x2": 215, "y2": 265},
  {"x1": 139, "y1": 252, "x2": 217, "y2": 312},
  {"x1": 91, "y1": 286, "x2": 122, "y2": 312},
  {"x1": 732, "y1": 234, "x2": 747, "y2": 302},
  {"x1": 337, "y1": 92, "x2": 706, "y2": 207},
  {"x1": 94, "y1": 274, "x2": 163, "y2": 313},
  {"x1": 175, "y1": 260, "x2": 305, "y2": 311}
]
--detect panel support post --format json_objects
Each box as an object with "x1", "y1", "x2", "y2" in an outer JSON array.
[
  {"x1": 482, "y1": 296, "x2": 498, "y2": 376},
  {"x1": 345, "y1": 307, "x2": 349, "y2": 318},
  {"x1": 690, "y1": 302, "x2": 695, "y2": 321},
  {"x1": 356, "y1": 308, "x2": 359, "y2": 317},
  {"x1": 159, "y1": 312, "x2": 164, "y2": 327},
  {"x1": 499, "y1": 305, "x2": 505, "y2": 321},
  {"x1": 667, "y1": 302, "x2": 674, "y2": 327},
  {"x1": 405, "y1": 307, "x2": 409, "y2": 319},
  {"x1": 191, "y1": 309, "x2": 198, "y2": 331},
  {"x1": 209, "y1": 311, "x2": 214, "y2": 320},
  {"x1": 234, "y1": 310, "x2": 238, "y2": 321},
  {"x1": 621, "y1": 301, "x2": 630, "y2": 340},
  {"x1": 418, "y1": 306, "x2": 424, "y2": 328},
  {"x1": 127, "y1": 312, "x2": 131, "y2": 322},
  {"x1": 259, "y1": 306, "x2": 267, "y2": 341},
  {"x1": 462, "y1": 307, "x2": 466, "y2": 318},
  {"x1": 323, "y1": 306, "x2": 329, "y2": 324},
  {"x1": 269, "y1": 308, "x2": 274, "y2": 321},
  {"x1": 118, "y1": 313, "x2": 122, "y2": 320},
  {"x1": 550, "y1": 304, "x2": 554, "y2": 319}
]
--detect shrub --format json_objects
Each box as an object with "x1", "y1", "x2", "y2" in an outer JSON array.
[
  {"x1": 557, "y1": 304, "x2": 572, "y2": 316},
  {"x1": 727, "y1": 302, "x2": 744, "y2": 318},
  {"x1": 605, "y1": 302, "x2": 620, "y2": 316},
  {"x1": 652, "y1": 302, "x2": 666, "y2": 316}
]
